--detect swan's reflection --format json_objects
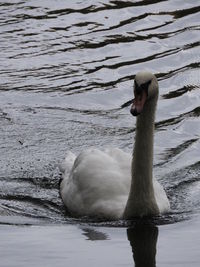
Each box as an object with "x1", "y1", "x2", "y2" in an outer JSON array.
[
  {"x1": 127, "y1": 223, "x2": 158, "y2": 267},
  {"x1": 82, "y1": 227, "x2": 108, "y2": 241}
]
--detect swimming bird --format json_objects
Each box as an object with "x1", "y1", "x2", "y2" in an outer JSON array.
[{"x1": 60, "y1": 71, "x2": 170, "y2": 220}]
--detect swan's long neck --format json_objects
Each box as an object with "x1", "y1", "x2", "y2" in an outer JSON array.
[{"x1": 123, "y1": 96, "x2": 159, "y2": 218}]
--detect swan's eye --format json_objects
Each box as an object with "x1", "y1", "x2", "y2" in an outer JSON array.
[
  {"x1": 134, "y1": 80, "x2": 151, "y2": 97},
  {"x1": 141, "y1": 80, "x2": 151, "y2": 95},
  {"x1": 134, "y1": 81, "x2": 142, "y2": 95}
]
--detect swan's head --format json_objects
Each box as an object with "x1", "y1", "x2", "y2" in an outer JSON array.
[{"x1": 131, "y1": 71, "x2": 158, "y2": 116}]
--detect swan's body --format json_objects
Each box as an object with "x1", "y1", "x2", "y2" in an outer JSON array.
[{"x1": 60, "y1": 72, "x2": 170, "y2": 219}]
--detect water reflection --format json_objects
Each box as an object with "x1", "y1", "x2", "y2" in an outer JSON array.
[
  {"x1": 82, "y1": 227, "x2": 108, "y2": 241},
  {"x1": 127, "y1": 223, "x2": 158, "y2": 267}
]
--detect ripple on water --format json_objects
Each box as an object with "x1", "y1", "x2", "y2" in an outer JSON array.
[{"x1": 0, "y1": 0, "x2": 200, "y2": 225}]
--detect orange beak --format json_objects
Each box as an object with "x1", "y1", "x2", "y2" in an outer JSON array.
[{"x1": 130, "y1": 90, "x2": 147, "y2": 116}]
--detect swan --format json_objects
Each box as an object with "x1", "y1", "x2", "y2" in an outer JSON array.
[{"x1": 60, "y1": 71, "x2": 170, "y2": 220}]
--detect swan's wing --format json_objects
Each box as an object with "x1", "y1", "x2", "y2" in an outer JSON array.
[
  {"x1": 105, "y1": 147, "x2": 132, "y2": 186},
  {"x1": 60, "y1": 148, "x2": 131, "y2": 219},
  {"x1": 153, "y1": 179, "x2": 170, "y2": 213}
]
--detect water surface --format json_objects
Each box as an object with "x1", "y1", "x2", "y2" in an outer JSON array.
[{"x1": 0, "y1": 0, "x2": 200, "y2": 266}]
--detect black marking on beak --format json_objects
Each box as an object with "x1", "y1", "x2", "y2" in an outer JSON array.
[
  {"x1": 135, "y1": 80, "x2": 151, "y2": 96},
  {"x1": 130, "y1": 107, "x2": 139, "y2": 116}
]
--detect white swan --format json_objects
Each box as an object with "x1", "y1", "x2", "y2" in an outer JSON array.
[{"x1": 60, "y1": 71, "x2": 170, "y2": 220}]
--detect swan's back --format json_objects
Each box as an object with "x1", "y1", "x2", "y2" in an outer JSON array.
[{"x1": 60, "y1": 148, "x2": 131, "y2": 219}]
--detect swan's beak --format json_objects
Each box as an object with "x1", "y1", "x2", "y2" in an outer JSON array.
[{"x1": 130, "y1": 90, "x2": 147, "y2": 116}]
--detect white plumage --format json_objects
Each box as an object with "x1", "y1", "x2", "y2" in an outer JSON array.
[{"x1": 60, "y1": 72, "x2": 170, "y2": 220}]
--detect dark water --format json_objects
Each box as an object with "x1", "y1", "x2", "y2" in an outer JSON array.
[{"x1": 0, "y1": 0, "x2": 200, "y2": 266}]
